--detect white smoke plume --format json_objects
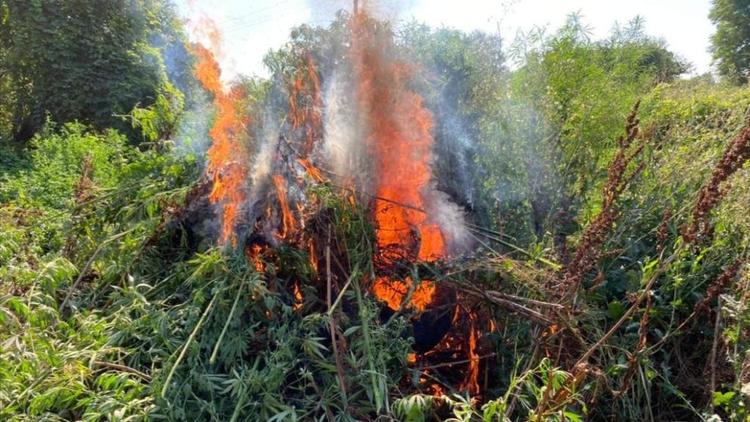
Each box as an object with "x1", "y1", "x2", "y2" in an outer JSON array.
[
  {"x1": 321, "y1": 68, "x2": 373, "y2": 195},
  {"x1": 309, "y1": 0, "x2": 417, "y2": 23},
  {"x1": 249, "y1": 115, "x2": 279, "y2": 201},
  {"x1": 424, "y1": 188, "x2": 473, "y2": 256}
]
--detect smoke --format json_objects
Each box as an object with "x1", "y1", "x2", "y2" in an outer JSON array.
[
  {"x1": 318, "y1": 8, "x2": 470, "y2": 257},
  {"x1": 172, "y1": 86, "x2": 213, "y2": 158},
  {"x1": 308, "y1": 0, "x2": 417, "y2": 23},
  {"x1": 433, "y1": 104, "x2": 477, "y2": 208},
  {"x1": 179, "y1": 2, "x2": 471, "y2": 255},
  {"x1": 322, "y1": 68, "x2": 474, "y2": 256},
  {"x1": 321, "y1": 68, "x2": 372, "y2": 194},
  {"x1": 248, "y1": 113, "x2": 279, "y2": 203},
  {"x1": 424, "y1": 188, "x2": 472, "y2": 254}
]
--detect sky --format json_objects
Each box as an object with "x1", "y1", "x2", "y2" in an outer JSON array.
[{"x1": 175, "y1": 0, "x2": 715, "y2": 79}]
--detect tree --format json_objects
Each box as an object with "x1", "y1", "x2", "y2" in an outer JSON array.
[
  {"x1": 710, "y1": 0, "x2": 750, "y2": 84},
  {"x1": 0, "y1": 2, "x2": 12, "y2": 139},
  {"x1": 0, "y1": 0, "x2": 184, "y2": 141},
  {"x1": 482, "y1": 16, "x2": 686, "y2": 244}
]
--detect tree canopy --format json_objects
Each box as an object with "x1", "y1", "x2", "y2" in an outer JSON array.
[
  {"x1": 0, "y1": 0, "x2": 184, "y2": 140},
  {"x1": 711, "y1": 0, "x2": 750, "y2": 84}
]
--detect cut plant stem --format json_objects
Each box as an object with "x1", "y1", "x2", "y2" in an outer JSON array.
[
  {"x1": 210, "y1": 277, "x2": 247, "y2": 364},
  {"x1": 327, "y1": 241, "x2": 349, "y2": 406},
  {"x1": 161, "y1": 293, "x2": 217, "y2": 397}
]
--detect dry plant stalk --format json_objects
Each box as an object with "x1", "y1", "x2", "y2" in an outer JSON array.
[
  {"x1": 62, "y1": 155, "x2": 94, "y2": 259},
  {"x1": 683, "y1": 116, "x2": 750, "y2": 244},
  {"x1": 561, "y1": 101, "x2": 645, "y2": 297},
  {"x1": 613, "y1": 292, "x2": 652, "y2": 399},
  {"x1": 694, "y1": 259, "x2": 745, "y2": 315},
  {"x1": 655, "y1": 208, "x2": 672, "y2": 255}
]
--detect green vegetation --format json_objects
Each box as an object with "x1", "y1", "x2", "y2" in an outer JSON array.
[
  {"x1": 0, "y1": 0, "x2": 186, "y2": 141},
  {"x1": 710, "y1": 0, "x2": 750, "y2": 84},
  {"x1": 1, "y1": 2, "x2": 750, "y2": 421}
]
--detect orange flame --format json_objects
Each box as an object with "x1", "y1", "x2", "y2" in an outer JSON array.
[
  {"x1": 193, "y1": 42, "x2": 249, "y2": 246},
  {"x1": 288, "y1": 53, "x2": 323, "y2": 158},
  {"x1": 297, "y1": 158, "x2": 325, "y2": 183},
  {"x1": 245, "y1": 244, "x2": 266, "y2": 273},
  {"x1": 273, "y1": 175, "x2": 296, "y2": 239},
  {"x1": 293, "y1": 281, "x2": 304, "y2": 310},
  {"x1": 371, "y1": 277, "x2": 435, "y2": 311},
  {"x1": 461, "y1": 315, "x2": 480, "y2": 394},
  {"x1": 309, "y1": 242, "x2": 319, "y2": 273},
  {"x1": 350, "y1": 10, "x2": 445, "y2": 309},
  {"x1": 406, "y1": 353, "x2": 417, "y2": 364},
  {"x1": 266, "y1": 53, "x2": 324, "y2": 243}
]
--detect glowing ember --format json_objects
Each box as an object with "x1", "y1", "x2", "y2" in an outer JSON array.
[
  {"x1": 308, "y1": 242, "x2": 319, "y2": 273},
  {"x1": 273, "y1": 175, "x2": 297, "y2": 239},
  {"x1": 193, "y1": 43, "x2": 249, "y2": 246},
  {"x1": 349, "y1": 9, "x2": 446, "y2": 310}
]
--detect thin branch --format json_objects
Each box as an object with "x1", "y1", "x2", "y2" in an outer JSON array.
[
  {"x1": 327, "y1": 238, "x2": 349, "y2": 406},
  {"x1": 709, "y1": 296, "x2": 722, "y2": 405},
  {"x1": 91, "y1": 360, "x2": 152, "y2": 382},
  {"x1": 60, "y1": 229, "x2": 135, "y2": 312},
  {"x1": 161, "y1": 293, "x2": 217, "y2": 397},
  {"x1": 420, "y1": 353, "x2": 496, "y2": 370},
  {"x1": 574, "y1": 252, "x2": 677, "y2": 368}
]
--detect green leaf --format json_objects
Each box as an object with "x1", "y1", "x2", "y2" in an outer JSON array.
[
  {"x1": 607, "y1": 300, "x2": 625, "y2": 320},
  {"x1": 711, "y1": 391, "x2": 736, "y2": 407}
]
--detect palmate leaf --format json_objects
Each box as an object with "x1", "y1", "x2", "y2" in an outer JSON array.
[{"x1": 301, "y1": 336, "x2": 329, "y2": 360}]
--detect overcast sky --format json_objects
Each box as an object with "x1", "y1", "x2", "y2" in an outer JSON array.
[{"x1": 176, "y1": 0, "x2": 715, "y2": 79}]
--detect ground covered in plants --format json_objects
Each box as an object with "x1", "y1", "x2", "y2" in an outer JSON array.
[{"x1": 1, "y1": 1, "x2": 750, "y2": 421}]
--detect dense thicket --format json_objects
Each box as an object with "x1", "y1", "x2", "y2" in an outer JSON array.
[
  {"x1": 1, "y1": 3, "x2": 750, "y2": 422},
  {"x1": 0, "y1": 0, "x2": 186, "y2": 141}
]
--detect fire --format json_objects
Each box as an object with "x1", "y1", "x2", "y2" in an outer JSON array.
[
  {"x1": 349, "y1": 10, "x2": 446, "y2": 309},
  {"x1": 289, "y1": 54, "x2": 323, "y2": 158},
  {"x1": 297, "y1": 158, "x2": 325, "y2": 183},
  {"x1": 190, "y1": 4, "x2": 484, "y2": 397},
  {"x1": 273, "y1": 175, "x2": 296, "y2": 239},
  {"x1": 192, "y1": 42, "x2": 249, "y2": 246},
  {"x1": 462, "y1": 316, "x2": 481, "y2": 394},
  {"x1": 262, "y1": 52, "x2": 325, "y2": 245},
  {"x1": 371, "y1": 277, "x2": 435, "y2": 311},
  {"x1": 308, "y1": 242, "x2": 319, "y2": 273},
  {"x1": 245, "y1": 244, "x2": 266, "y2": 273},
  {"x1": 293, "y1": 282, "x2": 304, "y2": 310}
]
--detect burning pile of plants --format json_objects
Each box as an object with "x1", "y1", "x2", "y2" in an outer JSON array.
[{"x1": 184, "y1": 6, "x2": 506, "y2": 403}]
